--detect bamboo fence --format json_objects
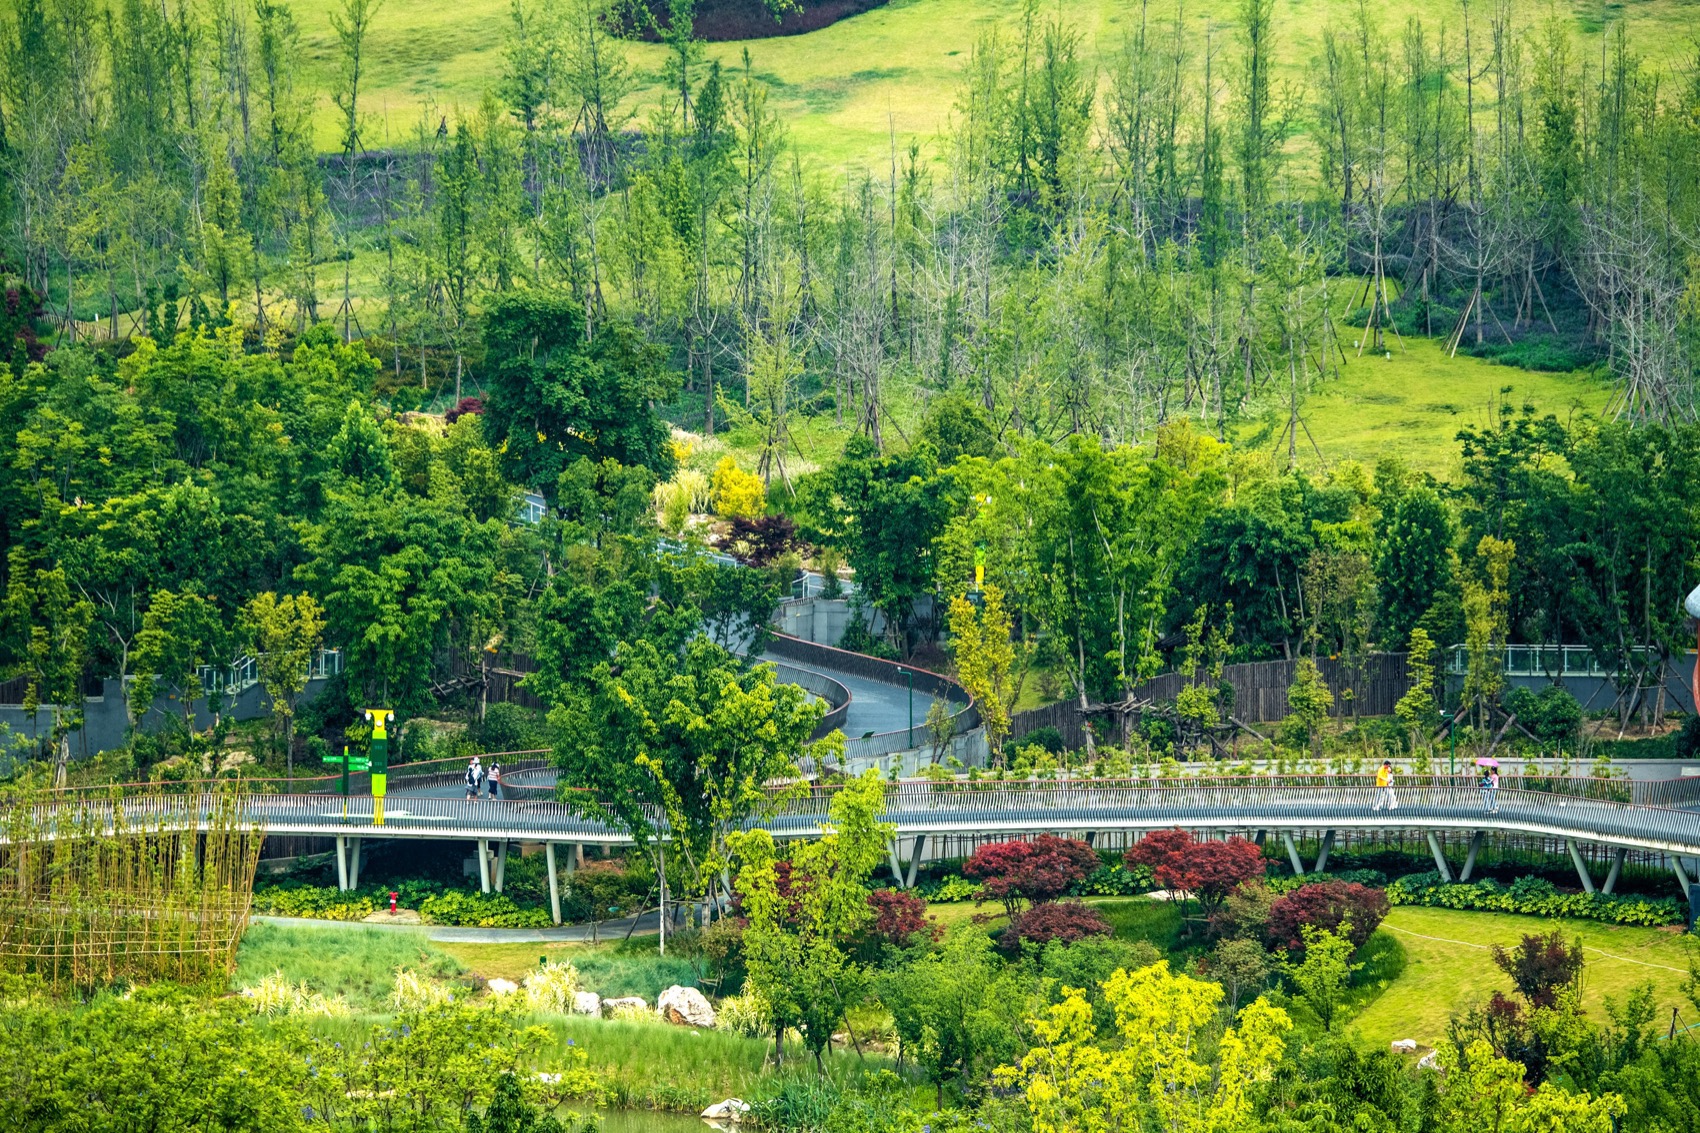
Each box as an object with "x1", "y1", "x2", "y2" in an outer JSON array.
[{"x1": 0, "y1": 787, "x2": 262, "y2": 993}]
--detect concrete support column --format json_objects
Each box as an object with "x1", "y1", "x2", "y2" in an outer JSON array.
[
  {"x1": 546, "y1": 843, "x2": 562, "y2": 926},
  {"x1": 495, "y1": 841, "x2": 508, "y2": 893},
  {"x1": 1313, "y1": 830, "x2": 1336, "y2": 874},
  {"x1": 1566, "y1": 840, "x2": 1597, "y2": 894},
  {"x1": 886, "y1": 840, "x2": 906, "y2": 888},
  {"x1": 1460, "y1": 831, "x2": 1486, "y2": 882},
  {"x1": 1603, "y1": 847, "x2": 1626, "y2": 895},
  {"x1": 1673, "y1": 856, "x2": 1692, "y2": 897},
  {"x1": 335, "y1": 835, "x2": 349, "y2": 891},
  {"x1": 905, "y1": 834, "x2": 927, "y2": 889},
  {"x1": 1282, "y1": 833, "x2": 1305, "y2": 877},
  {"x1": 1426, "y1": 831, "x2": 1454, "y2": 883},
  {"x1": 478, "y1": 839, "x2": 491, "y2": 894},
  {"x1": 347, "y1": 837, "x2": 362, "y2": 889}
]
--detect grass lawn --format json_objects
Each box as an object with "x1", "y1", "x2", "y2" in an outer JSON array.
[
  {"x1": 277, "y1": 0, "x2": 1693, "y2": 172},
  {"x1": 233, "y1": 920, "x2": 464, "y2": 1009},
  {"x1": 1347, "y1": 906, "x2": 1696, "y2": 1048},
  {"x1": 1238, "y1": 318, "x2": 1613, "y2": 477}
]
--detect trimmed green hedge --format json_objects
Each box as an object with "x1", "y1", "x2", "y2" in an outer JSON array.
[{"x1": 1386, "y1": 871, "x2": 1684, "y2": 927}]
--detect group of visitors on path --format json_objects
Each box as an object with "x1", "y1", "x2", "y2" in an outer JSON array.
[
  {"x1": 464, "y1": 757, "x2": 502, "y2": 800},
  {"x1": 1368, "y1": 759, "x2": 1499, "y2": 813}
]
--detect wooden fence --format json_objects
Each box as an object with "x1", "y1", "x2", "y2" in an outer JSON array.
[{"x1": 1012, "y1": 652, "x2": 1413, "y2": 749}]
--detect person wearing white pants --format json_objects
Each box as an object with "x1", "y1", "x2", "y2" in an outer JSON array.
[{"x1": 1372, "y1": 759, "x2": 1398, "y2": 811}]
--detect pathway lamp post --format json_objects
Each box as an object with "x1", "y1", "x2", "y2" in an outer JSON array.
[
  {"x1": 896, "y1": 667, "x2": 915, "y2": 750},
  {"x1": 1439, "y1": 710, "x2": 1457, "y2": 775}
]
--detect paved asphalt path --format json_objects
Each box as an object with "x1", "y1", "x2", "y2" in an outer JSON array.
[{"x1": 758, "y1": 652, "x2": 952, "y2": 740}]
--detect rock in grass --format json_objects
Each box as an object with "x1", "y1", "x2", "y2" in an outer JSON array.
[
  {"x1": 602, "y1": 995, "x2": 649, "y2": 1018},
  {"x1": 1390, "y1": 1039, "x2": 1417, "y2": 1054},
  {"x1": 571, "y1": 991, "x2": 601, "y2": 1016},
  {"x1": 702, "y1": 1098, "x2": 750, "y2": 1121},
  {"x1": 487, "y1": 978, "x2": 520, "y2": 996},
  {"x1": 659, "y1": 985, "x2": 717, "y2": 1027}
]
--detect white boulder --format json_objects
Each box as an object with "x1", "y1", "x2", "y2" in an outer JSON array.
[
  {"x1": 1390, "y1": 1039, "x2": 1418, "y2": 1054},
  {"x1": 487, "y1": 978, "x2": 519, "y2": 996},
  {"x1": 659, "y1": 985, "x2": 717, "y2": 1028},
  {"x1": 571, "y1": 991, "x2": 602, "y2": 1016},
  {"x1": 1417, "y1": 1050, "x2": 1441, "y2": 1071},
  {"x1": 602, "y1": 995, "x2": 649, "y2": 1017},
  {"x1": 702, "y1": 1098, "x2": 750, "y2": 1121}
]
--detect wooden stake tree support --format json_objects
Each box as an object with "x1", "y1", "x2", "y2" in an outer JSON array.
[{"x1": 0, "y1": 787, "x2": 262, "y2": 994}]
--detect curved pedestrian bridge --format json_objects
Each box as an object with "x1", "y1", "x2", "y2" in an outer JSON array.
[{"x1": 22, "y1": 778, "x2": 1700, "y2": 882}]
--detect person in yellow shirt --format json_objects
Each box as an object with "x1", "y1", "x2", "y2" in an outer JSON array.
[{"x1": 1372, "y1": 759, "x2": 1398, "y2": 811}]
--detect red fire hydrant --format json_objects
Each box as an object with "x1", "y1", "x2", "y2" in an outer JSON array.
[{"x1": 389, "y1": 891, "x2": 398, "y2": 915}]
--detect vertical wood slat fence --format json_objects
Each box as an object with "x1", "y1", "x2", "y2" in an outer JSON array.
[{"x1": 1012, "y1": 653, "x2": 1413, "y2": 749}]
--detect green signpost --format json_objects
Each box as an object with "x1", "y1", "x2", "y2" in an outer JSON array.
[{"x1": 321, "y1": 743, "x2": 371, "y2": 819}]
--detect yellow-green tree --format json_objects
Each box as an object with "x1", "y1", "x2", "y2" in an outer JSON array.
[
  {"x1": 1285, "y1": 657, "x2": 1335, "y2": 756},
  {"x1": 1394, "y1": 626, "x2": 1439, "y2": 754},
  {"x1": 948, "y1": 584, "x2": 1017, "y2": 762},
  {"x1": 242, "y1": 592, "x2": 326, "y2": 777},
  {"x1": 999, "y1": 959, "x2": 1292, "y2": 1133},
  {"x1": 730, "y1": 770, "x2": 892, "y2": 1070},
  {"x1": 1435, "y1": 1040, "x2": 1624, "y2": 1133},
  {"x1": 1463, "y1": 535, "x2": 1515, "y2": 740}
]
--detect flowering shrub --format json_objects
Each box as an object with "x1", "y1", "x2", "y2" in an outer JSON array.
[{"x1": 1386, "y1": 872, "x2": 1682, "y2": 926}]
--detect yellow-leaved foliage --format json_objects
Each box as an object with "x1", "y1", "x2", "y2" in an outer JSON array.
[
  {"x1": 998, "y1": 960, "x2": 1291, "y2": 1133},
  {"x1": 711, "y1": 457, "x2": 766, "y2": 518}
]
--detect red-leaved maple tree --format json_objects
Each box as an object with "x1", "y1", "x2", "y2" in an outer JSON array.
[
  {"x1": 1125, "y1": 828, "x2": 1265, "y2": 915},
  {"x1": 962, "y1": 834, "x2": 1100, "y2": 916}
]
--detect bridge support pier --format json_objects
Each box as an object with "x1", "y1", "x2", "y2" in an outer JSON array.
[
  {"x1": 546, "y1": 843, "x2": 562, "y2": 925},
  {"x1": 1426, "y1": 832, "x2": 1454, "y2": 883},
  {"x1": 495, "y1": 842, "x2": 508, "y2": 894},
  {"x1": 1282, "y1": 833, "x2": 1305, "y2": 877},
  {"x1": 1313, "y1": 831, "x2": 1335, "y2": 874},
  {"x1": 335, "y1": 836, "x2": 349, "y2": 891},
  {"x1": 1603, "y1": 847, "x2": 1625, "y2": 894},
  {"x1": 1460, "y1": 832, "x2": 1485, "y2": 882},
  {"x1": 1673, "y1": 856, "x2": 1692, "y2": 897},
  {"x1": 1565, "y1": 840, "x2": 1596, "y2": 894},
  {"x1": 347, "y1": 838, "x2": 362, "y2": 890},
  {"x1": 906, "y1": 835, "x2": 926, "y2": 889},
  {"x1": 478, "y1": 839, "x2": 491, "y2": 894}
]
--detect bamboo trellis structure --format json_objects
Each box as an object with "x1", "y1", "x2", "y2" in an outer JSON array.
[{"x1": 0, "y1": 787, "x2": 262, "y2": 993}]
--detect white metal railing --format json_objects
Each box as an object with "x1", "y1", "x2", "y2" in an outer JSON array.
[
  {"x1": 1446, "y1": 644, "x2": 1668, "y2": 679},
  {"x1": 196, "y1": 648, "x2": 343, "y2": 696}
]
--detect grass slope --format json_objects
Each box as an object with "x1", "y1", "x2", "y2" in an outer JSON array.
[
  {"x1": 1349, "y1": 906, "x2": 1695, "y2": 1047},
  {"x1": 233, "y1": 920, "x2": 464, "y2": 1008},
  {"x1": 1239, "y1": 323, "x2": 1614, "y2": 477},
  {"x1": 284, "y1": 0, "x2": 1693, "y2": 169}
]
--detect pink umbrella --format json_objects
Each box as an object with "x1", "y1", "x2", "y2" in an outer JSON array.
[{"x1": 1475, "y1": 757, "x2": 1499, "y2": 768}]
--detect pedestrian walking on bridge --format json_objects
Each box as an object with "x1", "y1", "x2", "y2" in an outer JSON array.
[{"x1": 1372, "y1": 759, "x2": 1398, "y2": 811}]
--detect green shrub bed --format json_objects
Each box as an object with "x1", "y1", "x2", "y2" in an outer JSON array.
[
  {"x1": 252, "y1": 879, "x2": 553, "y2": 927},
  {"x1": 1386, "y1": 871, "x2": 1684, "y2": 926}
]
